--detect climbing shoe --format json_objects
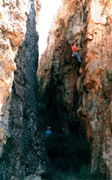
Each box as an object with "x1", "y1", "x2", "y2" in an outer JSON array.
[{"x1": 78, "y1": 60, "x2": 82, "y2": 62}]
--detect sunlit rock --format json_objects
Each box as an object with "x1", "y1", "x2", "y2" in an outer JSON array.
[
  {"x1": 0, "y1": 0, "x2": 29, "y2": 157},
  {"x1": 37, "y1": 0, "x2": 112, "y2": 178}
]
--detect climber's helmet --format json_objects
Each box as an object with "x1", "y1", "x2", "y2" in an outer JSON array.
[{"x1": 46, "y1": 126, "x2": 51, "y2": 130}]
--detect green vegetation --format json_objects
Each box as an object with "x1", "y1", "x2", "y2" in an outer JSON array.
[
  {"x1": 41, "y1": 165, "x2": 103, "y2": 180},
  {"x1": 46, "y1": 132, "x2": 91, "y2": 172},
  {"x1": 106, "y1": 69, "x2": 112, "y2": 83},
  {"x1": 88, "y1": 101, "x2": 93, "y2": 111}
]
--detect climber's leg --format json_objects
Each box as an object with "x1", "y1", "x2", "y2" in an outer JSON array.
[
  {"x1": 75, "y1": 52, "x2": 82, "y2": 62},
  {"x1": 72, "y1": 52, "x2": 82, "y2": 62},
  {"x1": 72, "y1": 52, "x2": 77, "y2": 57}
]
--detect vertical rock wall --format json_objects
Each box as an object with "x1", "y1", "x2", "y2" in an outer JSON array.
[
  {"x1": 37, "y1": 0, "x2": 112, "y2": 178},
  {"x1": 0, "y1": 0, "x2": 48, "y2": 179},
  {"x1": 83, "y1": 1, "x2": 112, "y2": 178},
  {"x1": 0, "y1": 0, "x2": 29, "y2": 159}
]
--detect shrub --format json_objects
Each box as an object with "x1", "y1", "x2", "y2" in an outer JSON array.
[{"x1": 46, "y1": 132, "x2": 91, "y2": 172}]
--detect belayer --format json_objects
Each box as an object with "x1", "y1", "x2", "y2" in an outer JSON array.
[{"x1": 45, "y1": 126, "x2": 52, "y2": 137}]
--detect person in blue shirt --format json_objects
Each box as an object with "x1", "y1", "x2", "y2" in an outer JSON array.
[{"x1": 45, "y1": 126, "x2": 52, "y2": 137}]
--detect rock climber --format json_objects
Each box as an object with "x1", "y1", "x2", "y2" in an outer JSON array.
[
  {"x1": 72, "y1": 39, "x2": 82, "y2": 62},
  {"x1": 45, "y1": 126, "x2": 52, "y2": 137}
]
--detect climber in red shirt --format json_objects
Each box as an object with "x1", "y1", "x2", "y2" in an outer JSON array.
[{"x1": 72, "y1": 41, "x2": 82, "y2": 62}]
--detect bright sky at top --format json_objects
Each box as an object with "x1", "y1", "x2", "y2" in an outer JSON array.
[{"x1": 38, "y1": 0, "x2": 62, "y2": 60}]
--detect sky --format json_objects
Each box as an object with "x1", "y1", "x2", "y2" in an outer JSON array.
[{"x1": 37, "y1": 0, "x2": 62, "y2": 59}]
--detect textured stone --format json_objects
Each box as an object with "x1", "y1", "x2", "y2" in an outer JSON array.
[
  {"x1": 0, "y1": 0, "x2": 30, "y2": 158},
  {"x1": 37, "y1": 0, "x2": 112, "y2": 178},
  {"x1": 0, "y1": 0, "x2": 48, "y2": 179}
]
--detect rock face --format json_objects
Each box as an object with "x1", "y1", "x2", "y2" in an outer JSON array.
[
  {"x1": 0, "y1": 0, "x2": 29, "y2": 158},
  {"x1": 37, "y1": 0, "x2": 112, "y2": 178},
  {"x1": 0, "y1": 0, "x2": 48, "y2": 179}
]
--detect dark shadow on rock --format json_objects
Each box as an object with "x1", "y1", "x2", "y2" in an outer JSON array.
[{"x1": 0, "y1": 1, "x2": 48, "y2": 179}]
